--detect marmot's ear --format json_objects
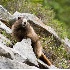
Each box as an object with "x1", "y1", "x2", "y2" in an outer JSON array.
[{"x1": 18, "y1": 17, "x2": 21, "y2": 20}]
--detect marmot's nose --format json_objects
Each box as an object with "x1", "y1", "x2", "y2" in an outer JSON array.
[
  {"x1": 24, "y1": 22, "x2": 26, "y2": 25},
  {"x1": 22, "y1": 22, "x2": 27, "y2": 27}
]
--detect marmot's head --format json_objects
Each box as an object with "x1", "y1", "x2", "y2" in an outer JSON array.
[{"x1": 17, "y1": 17, "x2": 28, "y2": 27}]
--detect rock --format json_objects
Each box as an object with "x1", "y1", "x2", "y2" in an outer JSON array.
[
  {"x1": 62, "y1": 37, "x2": 70, "y2": 52},
  {"x1": 0, "y1": 40, "x2": 33, "y2": 63},
  {"x1": 0, "y1": 39, "x2": 39, "y2": 69},
  {"x1": 0, "y1": 34, "x2": 12, "y2": 47},
  {"x1": 49, "y1": 65, "x2": 58, "y2": 69},
  {"x1": 0, "y1": 5, "x2": 12, "y2": 20},
  {"x1": 0, "y1": 21, "x2": 12, "y2": 34},
  {"x1": 13, "y1": 38, "x2": 38, "y2": 66},
  {"x1": 0, "y1": 56, "x2": 38, "y2": 69},
  {"x1": 0, "y1": 41, "x2": 28, "y2": 62},
  {"x1": 38, "y1": 59, "x2": 58, "y2": 69},
  {"x1": 38, "y1": 59, "x2": 49, "y2": 69}
]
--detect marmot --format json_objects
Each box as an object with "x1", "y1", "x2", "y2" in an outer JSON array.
[{"x1": 11, "y1": 17, "x2": 52, "y2": 66}]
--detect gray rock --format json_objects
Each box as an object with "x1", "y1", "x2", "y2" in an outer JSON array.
[
  {"x1": 0, "y1": 34, "x2": 12, "y2": 46},
  {"x1": 0, "y1": 41, "x2": 28, "y2": 62},
  {"x1": 62, "y1": 38, "x2": 70, "y2": 52},
  {"x1": 0, "y1": 39, "x2": 39, "y2": 69},
  {"x1": 38, "y1": 59, "x2": 58, "y2": 69},
  {"x1": 13, "y1": 38, "x2": 38, "y2": 66},
  {"x1": 0, "y1": 56, "x2": 38, "y2": 69},
  {"x1": 0, "y1": 5, "x2": 12, "y2": 20},
  {"x1": 0, "y1": 21, "x2": 12, "y2": 34}
]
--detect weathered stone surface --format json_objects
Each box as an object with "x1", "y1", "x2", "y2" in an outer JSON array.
[
  {"x1": 13, "y1": 38, "x2": 38, "y2": 66},
  {"x1": 0, "y1": 42, "x2": 22, "y2": 60},
  {"x1": 0, "y1": 21, "x2": 12, "y2": 34},
  {"x1": 0, "y1": 34, "x2": 12, "y2": 46},
  {"x1": 0, "y1": 56, "x2": 38, "y2": 69},
  {"x1": 0, "y1": 39, "x2": 39, "y2": 69},
  {"x1": 62, "y1": 38, "x2": 70, "y2": 52},
  {"x1": 0, "y1": 5, "x2": 12, "y2": 20},
  {"x1": 38, "y1": 59, "x2": 58, "y2": 69}
]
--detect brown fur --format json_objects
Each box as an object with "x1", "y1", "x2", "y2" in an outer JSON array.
[{"x1": 11, "y1": 17, "x2": 52, "y2": 66}]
